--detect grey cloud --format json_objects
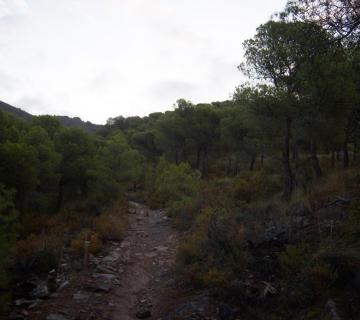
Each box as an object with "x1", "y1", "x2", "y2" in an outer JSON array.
[
  {"x1": 0, "y1": 71, "x2": 19, "y2": 92},
  {"x1": 15, "y1": 96, "x2": 50, "y2": 115},
  {"x1": 148, "y1": 80, "x2": 197, "y2": 101},
  {"x1": 0, "y1": 0, "x2": 287, "y2": 123}
]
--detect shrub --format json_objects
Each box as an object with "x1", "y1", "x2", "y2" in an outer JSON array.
[
  {"x1": 94, "y1": 199, "x2": 128, "y2": 241},
  {"x1": 12, "y1": 233, "x2": 62, "y2": 275},
  {"x1": 70, "y1": 229, "x2": 103, "y2": 255},
  {"x1": 279, "y1": 242, "x2": 313, "y2": 273},
  {"x1": 201, "y1": 268, "x2": 232, "y2": 288},
  {"x1": 0, "y1": 185, "x2": 17, "y2": 314},
  {"x1": 155, "y1": 160, "x2": 201, "y2": 207},
  {"x1": 177, "y1": 208, "x2": 245, "y2": 287},
  {"x1": 169, "y1": 196, "x2": 203, "y2": 230},
  {"x1": 232, "y1": 171, "x2": 261, "y2": 203},
  {"x1": 308, "y1": 261, "x2": 338, "y2": 290}
]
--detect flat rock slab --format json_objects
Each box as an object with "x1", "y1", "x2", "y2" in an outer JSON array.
[
  {"x1": 73, "y1": 292, "x2": 90, "y2": 301},
  {"x1": 46, "y1": 314, "x2": 72, "y2": 320},
  {"x1": 92, "y1": 273, "x2": 117, "y2": 281}
]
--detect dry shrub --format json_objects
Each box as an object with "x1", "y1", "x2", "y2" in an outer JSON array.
[
  {"x1": 201, "y1": 268, "x2": 232, "y2": 288},
  {"x1": 318, "y1": 154, "x2": 335, "y2": 170},
  {"x1": 12, "y1": 233, "x2": 62, "y2": 274},
  {"x1": 279, "y1": 242, "x2": 313, "y2": 273},
  {"x1": 17, "y1": 213, "x2": 68, "y2": 238},
  {"x1": 177, "y1": 208, "x2": 245, "y2": 287},
  {"x1": 93, "y1": 199, "x2": 128, "y2": 241},
  {"x1": 70, "y1": 229, "x2": 103, "y2": 255},
  {"x1": 146, "y1": 191, "x2": 163, "y2": 210},
  {"x1": 306, "y1": 171, "x2": 348, "y2": 210},
  {"x1": 308, "y1": 261, "x2": 337, "y2": 290},
  {"x1": 233, "y1": 172, "x2": 262, "y2": 203}
]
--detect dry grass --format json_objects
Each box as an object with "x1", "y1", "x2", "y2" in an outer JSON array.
[
  {"x1": 70, "y1": 229, "x2": 103, "y2": 255},
  {"x1": 305, "y1": 167, "x2": 359, "y2": 210},
  {"x1": 94, "y1": 198, "x2": 128, "y2": 241}
]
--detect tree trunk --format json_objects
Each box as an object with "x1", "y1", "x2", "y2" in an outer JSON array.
[
  {"x1": 249, "y1": 155, "x2": 256, "y2": 171},
  {"x1": 343, "y1": 139, "x2": 349, "y2": 168},
  {"x1": 57, "y1": 178, "x2": 64, "y2": 210},
  {"x1": 336, "y1": 150, "x2": 341, "y2": 161},
  {"x1": 344, "y1": 120, "x2": 351, "y2": 168},
  {"x1": 234, "y1": 160, "x2": 239, "y2": 176},
  {"x1": 196, "y1": 147, "x2": 201, "y2": 169},
  {"x1": 331, "y1": 150, "x2": 335, "y2": 168},
  {"x1": 310, "y1": 140, "x2": 322, "y2": 178},
  {"x1": 201, "y1": 148, "x2": 208, "y2": 177},
  {"x1": 282, "y1": 116, "x2": 293, "y2": 201},
  {"x1": 226, "y1": 157, "x2": 232, "y2": 176},
  {"x1": 260, "y1": 152, "x2": 265, "y2": 168},
  {"x1": 353, "y1": 142, "x2": 357, "y2": 162},
  {"x1": 182, "y1": 145, "x2": 187, "y2": 163},
  {"x1": 292, "y1": 142, "x2": 298, "y2": 161},
  {"x1": 175, "y1": 149, "x2": 179, "y2": 165}
]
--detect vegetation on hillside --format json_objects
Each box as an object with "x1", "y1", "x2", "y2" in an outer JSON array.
[{"x1": 1, "y1": 0, "x2": 360, "y2": 318}]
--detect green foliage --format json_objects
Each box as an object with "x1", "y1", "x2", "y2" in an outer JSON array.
[
  {"x1": 87, "y1": 133, "x2": 145, "y2": 206},
  {"x1": 32, "y1": 115, "x2": 61, "y2": 139},
  {"x1": 0, "y1": 185, "x2": 17, "y2": 313},
  {"x1": 279, "y1": 242, "x2": 313, "y2": 273},
  {"x1": 155, "y1": 160, "x2": 200, "y2": 208},
  {"x1": 55, "y1": 127, "x2": 96, "y2": 202},
  {"x1": 0, "y1": 142, "x2": 39, "y2": 206},
  {"x1": 24, "y1": 126, "x2": 61, "y2": 211},
  {"x1": 177, "y1": 208, "x2": 245, "y2": 287}
]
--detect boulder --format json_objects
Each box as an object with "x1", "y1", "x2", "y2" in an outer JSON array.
[
  {"x1": 30, "y1": 284, "x2": 49, "y2": 299},
  {"x1": 321, "y1": 299, "x2": 341, "y2": 320},
  {"x1": 46, "y1": 314, "x2": 72, "y2": 320},
  {"x1": 92, "y1": 273, "x2": 117, "y2": 281},
  {"x1": 73, "y1": 292, "x2": 89, "y2": 301}
]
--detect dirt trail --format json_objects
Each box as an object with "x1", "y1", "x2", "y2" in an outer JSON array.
[
  {"x1": 111, "y1": 201, "x2": 179, "y2": 319},
  {"x1": 23, "y1": 202, "x2": 181, "y2": 320}
]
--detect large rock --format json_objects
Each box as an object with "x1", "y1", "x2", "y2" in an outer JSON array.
[
  {"x1": 85, "y1": 282, "x2": 112, "y2": 293},
  {"x1": 30, "y1": 284, "x2": 49, "y2": 299},
  {"x1": 92, "y1": 273, "x2": 117, "y2": 281},
  {"x1": 73, "y1": 291, "x2": 89, "y2": 301},
  {"x1": 46, "y1": 315, "x2": 71, "y2": 320},
  {"x1": 321, "y1": 299, "x2": 341, "y2": 320}
]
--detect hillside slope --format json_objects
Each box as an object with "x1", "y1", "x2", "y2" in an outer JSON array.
[{"x1": 0, "y1": 100, "x2": 101, "y2": 132}]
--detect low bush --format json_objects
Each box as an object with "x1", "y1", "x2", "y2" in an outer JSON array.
[
  {"x1": 94, "y1": 199, "x2": 128, "y2": 241},
  {"x1": 279, "y1": 242, "x2": 313, "y2": 274},
  {"x1": 177, "y1": 208, "x2": 245, "y2": 287},
  {"x1": 12, "y1": 233, "x2": 62, "y2": 275},
  {"x1": 155, "y1": 160, "x2": 201, "y2": 207},
  {"x1": 70, "y1": 229, "x2": 103, "y2": 255},
  {"x1": 232, "y1": 171, "x2": 262, "y2": 203}
]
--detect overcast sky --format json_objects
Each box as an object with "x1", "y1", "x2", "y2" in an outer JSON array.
[{"x1": 0, "y1": 0, "x2": 287, "y2": 124}]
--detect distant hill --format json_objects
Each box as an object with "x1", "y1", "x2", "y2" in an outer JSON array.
[
  {"x1": 0, "y1": 100, "x2": 33, "y2": 121},
  {"x1": 0, "y1": 100, "x2": 102, "y2": 132}
]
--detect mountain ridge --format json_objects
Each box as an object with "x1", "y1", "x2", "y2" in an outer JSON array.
[{"x1": 0, "y1": 100, "x2": 102, "y2": 132}]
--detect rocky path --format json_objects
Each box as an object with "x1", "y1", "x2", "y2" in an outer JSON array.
[
  {"x1": 18, "y1": 202, "x2": 181, "y2": 320},
  {"x1": 110, "y1": 201, "x2": 179, "y2": 319}
]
